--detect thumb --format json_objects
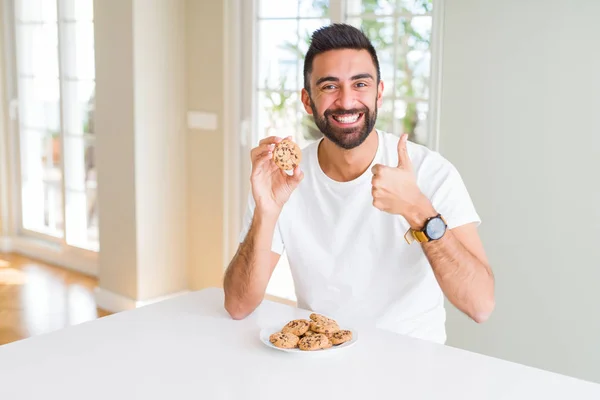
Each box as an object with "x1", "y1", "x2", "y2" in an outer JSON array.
[{"x1": 397, "y1": 133, "x2": 409, "y2": 169}]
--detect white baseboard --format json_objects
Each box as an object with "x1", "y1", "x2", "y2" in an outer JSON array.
[
  {"x1": 94, "y1": 287, "x2": 190, "y2": 313},
  {"x1": 6, "y1": 236, "x2": 98, "y2": 277},
  {"x1": 0, "y1": 236, "x2": 12, "y2": 253}
]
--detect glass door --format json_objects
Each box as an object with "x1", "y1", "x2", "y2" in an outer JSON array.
[{"x1": 12, "y1": 0, "x2": 98, "y2": 251}]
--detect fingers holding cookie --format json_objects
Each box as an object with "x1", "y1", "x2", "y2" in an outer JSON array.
[
  {"x1": 251, "y1": 136, "x2": 282, "y2": 158},
  {"x1": 250, "y1": 144, "x2": 273, "y2": 163},
  {"x1": 251, "y1": 147, "x2": 278, "y2": 175},
  {"x1": 250, "y1": 136, "x2": 285, "y2": 165},
  {"x1": 251, "y1": 136, "x2": 298, "y2": 175},
  {"x1": 258, "y1": 135, "x2": 285, "y2": 146}
]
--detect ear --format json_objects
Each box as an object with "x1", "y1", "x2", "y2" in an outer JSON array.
[
  {"x1": 376, "y1": 80, "x2": 384, "y2": 108},
  {"x1": 301, "y1": 88, "x2": 313, "y2": 115}
]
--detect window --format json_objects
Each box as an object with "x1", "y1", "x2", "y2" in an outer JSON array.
[
  {"x1": 12, "y1": 0, "x2": 98, "y2": 251},
  {"x1": 345, "y1": 0, "x2": 433, "y2": 144},
  {"x1": 246, "y1": 0, "x2": 437, "y2": 301}
]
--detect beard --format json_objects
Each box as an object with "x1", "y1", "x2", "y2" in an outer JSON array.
[{"x1": 309, "y1": 96, "x2": 378, "y2": 150}]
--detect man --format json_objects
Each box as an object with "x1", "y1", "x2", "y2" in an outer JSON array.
[{"x1": 224, "y1": 24, "x2": 494, "y2": 344}]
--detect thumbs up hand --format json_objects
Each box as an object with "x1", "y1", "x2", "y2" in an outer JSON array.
[{"x1": 371, "y1": 134, "x2": 436, "y2": 228}]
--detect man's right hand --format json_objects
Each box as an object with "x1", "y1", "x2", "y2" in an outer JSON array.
[{"x1": 250, "y1": 136, "x2": 304, "y2": 216}]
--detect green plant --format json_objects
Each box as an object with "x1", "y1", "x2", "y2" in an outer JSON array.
[{"x1": 262, "y1": 75, "x2": 297, "y2": 138}]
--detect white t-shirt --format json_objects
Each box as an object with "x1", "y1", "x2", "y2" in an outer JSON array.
[{"x1": 239, "y1": 130, "x2": 480, "y2": 344}]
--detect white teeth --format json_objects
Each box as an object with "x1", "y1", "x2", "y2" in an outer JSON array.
[{"x1": 333, "y1": 114, "x2": 360, "y2": 123}]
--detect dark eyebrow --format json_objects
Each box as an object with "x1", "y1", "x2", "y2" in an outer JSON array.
[
  {"x1": 315, "y1": 74, "x2": 375, "y2": 87},
  {"x1": 351, "y1": 73, "x2": 374, "y2": 81},
  {"x1": 315, "y1": 76, "x2": 339, "y2": 86}
]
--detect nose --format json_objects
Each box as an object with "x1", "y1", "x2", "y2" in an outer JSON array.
[{"x1": 335, "y1": 85, "x2": 355, "y2": 111}]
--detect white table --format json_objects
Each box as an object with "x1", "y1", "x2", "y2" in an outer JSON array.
[{"x1": 1, "y1": 288, "x2": 599, "y2": 399}]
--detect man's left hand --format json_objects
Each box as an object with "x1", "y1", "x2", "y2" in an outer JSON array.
[{"x1": 371, "y1": 133, "x2": 435, "y2": 228}]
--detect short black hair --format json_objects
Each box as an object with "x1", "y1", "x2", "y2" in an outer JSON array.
[{"x1": 303, "y1": 23, "x2": 381, "y2": 93}]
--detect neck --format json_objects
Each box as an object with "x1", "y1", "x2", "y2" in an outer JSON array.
[{"x1": 318, "y1": 130, "x2": 379, "y2": 182}]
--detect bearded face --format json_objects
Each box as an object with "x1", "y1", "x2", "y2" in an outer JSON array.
[{"x1": 302, "y1": 49, "x2": 384, "y2": 150}]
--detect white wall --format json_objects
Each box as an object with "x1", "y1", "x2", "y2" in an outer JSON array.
[
  {"x1": 93, "y1": 0, "x2": 228, "y2": 306},
  {"x1": 95, "y1": 0, "x2": 188, "y2": 306},
  {"x1": 132, "y1": 0, "x2": 188, "y2": 300},
  {"x1": 186, "y1": 0, "x2": 229, "y2": 290},
  {"x1": 94, "y1": 0, "x2": 138, "y2": 300},
  {"x1": 440, "y1": 0, "x2": 600, "y2": 384}
]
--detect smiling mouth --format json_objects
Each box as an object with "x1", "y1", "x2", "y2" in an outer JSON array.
[{"x1": 331, "y1": 113, "x2": 363, "y2": 125}]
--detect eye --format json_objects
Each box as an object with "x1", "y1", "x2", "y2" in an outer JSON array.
[
  {"x1": 321, "y1": 84, "x2": 337, "y2": 90},
  {"x1": 355, "y1": 82, "x2": 368, "y2": 88}
]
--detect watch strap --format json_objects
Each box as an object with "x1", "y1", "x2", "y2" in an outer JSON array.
[
  {"x1": 403, "y1": 229, "x2": 428, "y2": 244},
  {"x1": 404, "y1": 214, "x2": 447, "y2": 245}
]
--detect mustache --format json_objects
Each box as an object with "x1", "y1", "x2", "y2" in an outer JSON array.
[{"x1": 324, "y1": 108, "x2": 368, "y2": 117}]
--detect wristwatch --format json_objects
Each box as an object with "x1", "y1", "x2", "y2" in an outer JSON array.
[{"x1": 404, "y1": 214, "x2": 447, "y2": 244}]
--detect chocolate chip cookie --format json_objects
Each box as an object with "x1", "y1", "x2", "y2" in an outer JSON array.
[
  {"x1": 281, "y1": 319, "x2": 311, "y2": 336},
  {"x1": 298, "y1": 333, "x2": 332, "y2": 351},
  {"x1": 309, "y1": 320, "x2": 340, "y2": 335},
  {"x1": 269, "y1": 332, "x2": 300, "y2": 349},
  {"x1": 330, "y1": 330, "x2": 353, "y2": 345},
  {"x1": 309, "y1": 313, "x2": 337, "y2": 325},
  {"x1": 304, "y1": 330, "x2": 333, "y2": 339},
  {"x1": 273, "y1": 139, "x2": 301, "y2": 171}
]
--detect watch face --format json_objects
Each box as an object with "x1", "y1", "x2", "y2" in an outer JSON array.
[{"x1": 426, "y1": 217, "x2": 447, "y2": 240}]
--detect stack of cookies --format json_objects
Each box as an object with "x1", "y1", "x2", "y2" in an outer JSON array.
[{"x1": 269, "y1": 313, "x2": 353, "y2": 351}]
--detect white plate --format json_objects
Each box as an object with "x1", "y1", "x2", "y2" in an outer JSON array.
[{"x1": 259, "y1": 325, "x2": 358, "y2": 354}]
